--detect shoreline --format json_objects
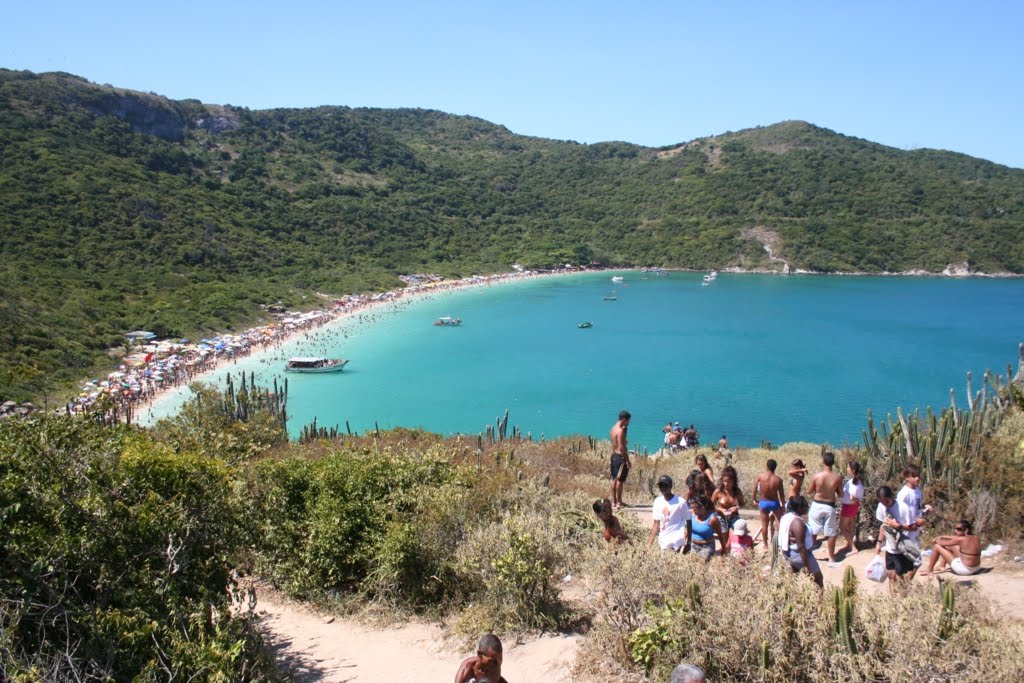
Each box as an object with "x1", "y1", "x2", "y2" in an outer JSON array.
[
  {"x1": 93, "y1": 266, "x2": 1021, "y2": 431},
  {"x1": 133, "y1": 268, "x2": 582, "y2": 425}
]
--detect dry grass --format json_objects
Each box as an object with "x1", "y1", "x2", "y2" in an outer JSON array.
[{"x1": 573, "y1": 542, "x2": 1024, "y2": 682}]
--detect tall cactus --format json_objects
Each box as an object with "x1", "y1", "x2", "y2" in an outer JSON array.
[{"x1": 938, "y1": 582, "x2": 957, "y2": 641}]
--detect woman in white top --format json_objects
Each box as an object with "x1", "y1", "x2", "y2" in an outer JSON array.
[
  {"x1": 838, "y1": 461, "x2": 864, "y2": 556},
  {"x1": 777, "y1": 496, "x2": 823, "y2": 587}
]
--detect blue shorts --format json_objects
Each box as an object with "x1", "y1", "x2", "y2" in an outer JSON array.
[{"x1": 759, "y1": 500, "x2": 781, "y2": 513}]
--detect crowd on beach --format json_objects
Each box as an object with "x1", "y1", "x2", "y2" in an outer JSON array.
[
  {"x1": 59, "y1": 268, "x2": 574, "y2": 424},
  {"x1": 597, "y1": 410, "x2": 984, "y2": 593}
]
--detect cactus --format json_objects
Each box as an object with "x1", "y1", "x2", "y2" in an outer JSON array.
[
  {"x1": 843, "y1": 565, "x2": 858, "y2": 600},
  {"x1": 839, "y1": 597, "x2": 857, "y2": 654},
  {"x1": 759, "y1": 640, "x2": 771, "y2": 670},
  {"x1": 782, "y1": 604, "x2": 797, "y2": 648},
  {"x1": 939, "y1": 582, "x2": 957, "y2": 641},
  {"x1": 687, "y1": 580, "x2": 702, "y2": 611}
]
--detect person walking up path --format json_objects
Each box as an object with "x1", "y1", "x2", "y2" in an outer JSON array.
[{"x1": 753, "y1": 459, "x2": 785, "y2": 550}]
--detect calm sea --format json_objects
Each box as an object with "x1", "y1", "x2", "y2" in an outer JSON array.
[{"x1": 141, "y1": 272, "x2": 1024, "y2": 451}]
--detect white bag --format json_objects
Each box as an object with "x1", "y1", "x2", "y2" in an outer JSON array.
[{"x1": 865, "y1": 555, "x2": 887, "y2": 583}]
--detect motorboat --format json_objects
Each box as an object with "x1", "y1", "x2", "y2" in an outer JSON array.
[
  {"x1": 434, "y1": 316, "x2": 462, "y2": 326},
  {"x1": 602, "y1": 290, "x2": 617, "y2": 301},
  {"x1": 611, "y1": 275, "x2": 625, "y2": 283},
  {"x1": 285, "y1": 357, "x2": 349, "y2": 373},
  {"x1": 577, "y1": 321, "x2": 593, "y2": 329}
]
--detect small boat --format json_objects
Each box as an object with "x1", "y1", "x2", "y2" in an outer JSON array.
[
  {"x1": 434, "y1": 316, "x2": 462, "y2": 326},
  {"x1": 577, "y1": 321, "x2": 593, "y2": 329},
  {"x1": 611, "y1": 275, "x2": 625, "y2": 283},
  {"x1": 602, "y1": 290, "x2": 617, "y2": 301},
  {"x1": 285, "y1": 357, "x2": 349, "y2": 373}
]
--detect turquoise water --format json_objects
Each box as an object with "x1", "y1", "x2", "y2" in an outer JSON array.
[{"x1": 143, "y1": 272, "x2": 1024, "y2": 451}]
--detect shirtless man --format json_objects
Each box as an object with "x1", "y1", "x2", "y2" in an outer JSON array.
[
  {"x1": 752, "y1": 459, "x2": 785, "y2": 548},
  {"x1": 610, "y1": 410, "x2": 631, "y2": 509},
  {"x1": 806, "y1": 451, "x2": 844, "y2": 566},
  {"x1": 454, "y1": 633, "x2": 508, "y2": 683}
]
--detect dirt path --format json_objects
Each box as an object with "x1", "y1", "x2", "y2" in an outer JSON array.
[{"x1": 257, "y1": 593, "x2": 581, "y2": 682}]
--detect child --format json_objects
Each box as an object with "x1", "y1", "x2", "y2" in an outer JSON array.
[
  {"x1": 454, "y1": 634, "x2": 508, "y2": 683},
  {"x1": 593, "y1": 498, "x2": 628, "y2": 543},
  {"x1": 729, "y1": 519, "x2": 755, "y2": 565}
]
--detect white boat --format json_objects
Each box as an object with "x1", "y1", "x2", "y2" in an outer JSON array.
[
  {"x1": 285, "y1": 357, "x2": 349, "y2": 373},
  {"x1": 434, "y1": 316, "x2": 462, "y2": 326},
  {"x1": 611, "y1": 275, "x2": 625, "y2": 283}
]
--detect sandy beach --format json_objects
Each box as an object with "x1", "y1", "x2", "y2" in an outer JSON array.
[{"x1": 132, "y1": 267, "x2": 589, "y2": 426}]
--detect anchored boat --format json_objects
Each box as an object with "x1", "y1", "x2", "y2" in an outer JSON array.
[
  {"x1": 434, "y1": 316, "x2": 462, "y2": 326},
  {"x1": 285, "y1": 357, "x2": 349, "y2": 373}
]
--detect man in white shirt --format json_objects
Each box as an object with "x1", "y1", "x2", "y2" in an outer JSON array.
[
  {"x1": 874, "y1": 472, "x2": 929, "y2": 592},
  {"x1": 648, "y1": 475, "x2": 692, "y2": 552}
]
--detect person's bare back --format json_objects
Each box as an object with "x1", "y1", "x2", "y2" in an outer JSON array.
[
  {"x1": 808, "y1": 469, "x2": 843, "y2": 503},
  {"x1": 755, "y1": 471, "x2": 784, "y2": 503}
]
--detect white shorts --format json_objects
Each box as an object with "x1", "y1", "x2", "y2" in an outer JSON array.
[
  {"x1": 951, "y1": 557, "x2": 980, "y2": 576},
  {"x1": 808, "y1": 501, "x2": 839, "y2": 537}
]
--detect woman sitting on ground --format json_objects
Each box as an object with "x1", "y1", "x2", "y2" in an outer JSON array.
[
  {"x1": 920, "y1": 519, "x2": 982, "y2": 576},
  {"x1": 712, "y1": 465, "x2": 744, "y2": 530}
]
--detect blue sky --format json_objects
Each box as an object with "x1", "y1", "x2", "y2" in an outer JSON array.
[{"x1": 5, "y1": 1, "x2": 1023, "y2": 168}]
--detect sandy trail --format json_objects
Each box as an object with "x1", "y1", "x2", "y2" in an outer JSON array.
[
  {"x1": 258, "y1": 593, "x2": 581, "y2": 683},
  {"x1": 257, "y1": 511, "x2": 1023, "y2": 682}
]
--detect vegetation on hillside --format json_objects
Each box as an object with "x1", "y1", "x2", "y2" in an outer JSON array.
[
  {"x1": 2, "y1": 68, "x2": 1023, "y2": 402},
  {"x1": 3, "y1": 347, "x2": 1023, "y2": 680}
]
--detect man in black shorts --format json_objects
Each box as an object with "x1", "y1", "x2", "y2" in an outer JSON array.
[
  {"x1": 610, "y1": 410, "x2": 631, "y2": 509},
  {"x1": 874, "y1": 485, "x2": 921, "y2": 593}
]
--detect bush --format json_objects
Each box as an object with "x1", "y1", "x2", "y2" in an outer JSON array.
[{"x1": 0, "y1": 416, "x2": 274, "y2": 681}]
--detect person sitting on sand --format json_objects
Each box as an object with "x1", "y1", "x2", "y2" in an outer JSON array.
[
  {"x1": 753, "y1": 459, "x2": 785, "y2": 548},
  {"x1": 788, "y1": 459, "x2": 808, "y2": 500},
  {"x1": 593, "y1": 498, "x2": 628, "y2": 544},
  {"x1": 455, "y1": 633, "x2": 508, "y2": 683},
  {"x1": 712, "y1": 465, "x2": 744, "y2": 530},
  {"x1": 921, "y1": 519, "x2": 982, "y2": 576}
]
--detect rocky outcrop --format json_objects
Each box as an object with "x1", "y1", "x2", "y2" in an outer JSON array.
[
  {"x1": 78, "y1": 90, "x2": 187, "y2": 141},
  {"x1": 942, "y1": 262, "x2": 972, "y2": 277}
]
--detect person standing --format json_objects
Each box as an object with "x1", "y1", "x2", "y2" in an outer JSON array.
[
  {"x1": 648, "y1": 475, "x2": 691, "y2": 552},
  {"x1": 837, "y1": 461, "x2": 864, "y2": 557},
  {"x1": 807, "y1": 451, "x2": 843, "y2": 567},
  {"x1": 874, "y1": 478, "x2": 928, "y2": 593},
  {"x1": 753, "y1": 459, "x2": 785, "y2": 549},
  {"x1": 609, "y1": 410, "x2": 631, "y2": 509}
]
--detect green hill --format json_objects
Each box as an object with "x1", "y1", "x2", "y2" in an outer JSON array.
[{"x1": 1, "y1": 69, "x2": 1022, "y2": 401}]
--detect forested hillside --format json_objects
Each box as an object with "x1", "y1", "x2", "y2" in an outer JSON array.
[{"x1": 1, "y1": 69, "x2": 1022, "y2": 401}]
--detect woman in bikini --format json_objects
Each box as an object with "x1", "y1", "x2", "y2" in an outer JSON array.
[
  {"x1": 920, "y1": 519, "x2": 982, "y2": 576},
  {"x1": 788, "y1": 459, "x2": 808, "y2": 500},
  {"x1": 712, "y1": 465, "x2": 744, "y2": 530}
]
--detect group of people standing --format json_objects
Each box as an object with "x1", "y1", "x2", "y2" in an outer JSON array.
[{"x1": 603, "y1": 410, "x2": 983, "y2": 591}]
